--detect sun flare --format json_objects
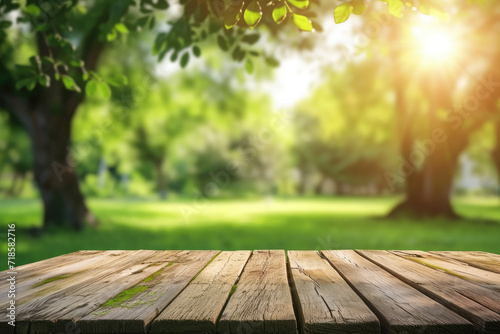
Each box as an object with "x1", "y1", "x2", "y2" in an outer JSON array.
[{"x1": 412, "y1": 26, "x2": 458, "y2": 63}]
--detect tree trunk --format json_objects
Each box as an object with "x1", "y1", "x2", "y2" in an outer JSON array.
[
  {"x1": 31, "y1": 100, "x2": 93, "y2": 229},
  {"x1": 314, "y1": 175, "x2": 325, "y2": 195},
  {"x1": 388, "y1": 127, "x2": 467, "y2": 219},
  {"x1": 155, "y1": 159, "x2": 168, "y2": 200}
]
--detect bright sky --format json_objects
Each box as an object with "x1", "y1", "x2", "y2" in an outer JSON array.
[
  {"x1": 156, "y1": 16, "x2": 361, "y2": 110},
  {"x1": 260, "y1": 18, "x2": 360, "y2": 109}
]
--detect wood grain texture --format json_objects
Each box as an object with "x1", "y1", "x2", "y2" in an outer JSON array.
[
  {"x1": 288, "y1": 251, "x2": 380, "y2": 334},
  {"x1": 0, "y1": 250, "x2": 137, "y2": 334},
  {"x1": 16, "y1": 250, "x2": 164, "y2": 334},
  {"x1": 0, "y1": 250, "x2": 127, "y2": 311},
  {"x1": 0, "y1": 251, "x2": 103, "y2": 299},
  {"x1": 358, "y1": 250, "x2": 500, "y2": 334},
  {"x1": 151, "y1": 251, "x2": 251, "y2": 334},
  {"x1": 431, "y1": 251, "x2": 500, "y2": 274},
  {"x1": 218, "y1": 250, "x2": 298, "y2": 334},
  {"x1": 391, "y1": 250, "x2": 500, "y2": 292},
  {"x1": 78, "y1": 250, "x2": 219, "y2": 334},
  {"x1": 322, "y1": 250, "x2": 473, "y2": 334}
]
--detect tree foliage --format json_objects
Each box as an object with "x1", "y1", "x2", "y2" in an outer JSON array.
[{"x1": 0, "y1": 0, "x2": 448, "y2": 97}]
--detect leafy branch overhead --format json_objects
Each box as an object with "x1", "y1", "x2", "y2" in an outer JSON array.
[{"x1": 0, "y1": 0, "x2": 448, "y2": 96}]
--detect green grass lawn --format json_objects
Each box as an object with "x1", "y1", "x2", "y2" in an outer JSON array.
[{"x1": 1, "y1": 196, "x2": 500, "y2": 269}]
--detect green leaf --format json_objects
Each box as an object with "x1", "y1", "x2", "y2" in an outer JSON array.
[
  {"x1": 61, "y1": 75, "x2": 81, "y2": 93},
  {"x1": 107, "y1": 29, "x2": 117, "y2": 41},
  {"x1": 244, "y1": 1, "x2": 262, "y2": 29},
  {"x1": 0, "y1": 21, "x2": 12, "y2": 28},
  {"x1": 25, "y1": 4, "x2": 40, "y2": 16},
  {"x1": 114, "y1": 23, "x2": 129, "y2": 34},
  {"x1": 245, "y1": 59, "x2": 253, "y2": 74},
  {"x1": 15, "y1": 65, "x2": 36, "y2": 76},
  {"x1": 107, "y1": 74, "x2": 128, "y2": 87},
  {"x1": 97, "y1": 81, "x2": 111, "y2": 98},
  {"x1": 153, "y1": 32, "x2": 168, "y2": 54},
  {"x1": 136, "y1": 16, "x2": 149, "y2": 27},
  {"x1": 224, "y1": 2, "x2": 245, "y2": 29},
  {"x1": 180, "y1": 53, "x2": 189, "y2": 68},
  {"x1": 352, "y1": 0, "x2": 366, "y2": 15},
  {"x1": 387, "y1": 0, "x2": 404, "y2": 18},
  {"x1": 287, "y1": 0, "x2": 309, "y2": 9},
  {"x1": 192, "y1": 45, "x2": 201, "y2": 57},
  {"x1": 272, "y1": 5, "x2": 287, "y2": 24},
  {"x1": 15, "y1": 78, "x2": 36, "y2": 91},
  {"x1": 312, "y1": 21, "x2": 323, "y2": 32},
  {"x1": 29, "y1": 56, "x2": 41, "y2": 72},
  {"x1": 152, "y1": 0, "x2": 169, "y2": 10},
  {"x1": 242, "y1": 34, "x2": 260, "y2": 44},
  {"x1": 265, "y1": 56, "x2": 279, "y2": 67},
  {"x1": 232, "y1": 46, "x2": 245, "y2": 62},
  {"x1": 41, "y1": 56, "x2": 54, "y2": 65},
  {"x1": 85, "y1": 80, "x2": 98, "y2": 96},
  {"x1": 36, "y1": 23, "x2": 49, "y2": 32},
  {"x1": 149, "y1": 16, "x2": 156, "y2": 29},
  {"x1": 419, "y1": 0, "x2": 448, "y2": 20},
  {"x1": 217, "y1": 35, "x2": 228, "y2": 51},
  {"x1": 334, "y1": 3, "x2": 353, "y2": 24},
  {"x1": 292, "y1": 14, "x2": 313, "y2": 31},
  {"x1": 69, "y1": 59, "x2": 84, "y2": 67},
  {"x1": 37, "y1": 74, "x2": 50, "y2": 87}
]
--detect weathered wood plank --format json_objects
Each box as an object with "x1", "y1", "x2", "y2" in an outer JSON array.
[
  {"x1": 217, "y1": 250, "x2": 298, "y2": 334},
  {"x1": 322, "y1": 250, "x2": 473, "y2": 334},
  {"x1": 0, "y1": 250, "x2": 95, "y2": 275},
  {"x1": 0, "y1": 250, "x2": 142, "y2": 334},
  {"x1": 0, "y1": 251, "x2": 103, "y2": 295},
  {"x1": 15, "y1": 250, "x2": 165, "y2": 334},
  {"x1": 0, "y1": 250, "x2": 127, "y2": 310},
  {"x1": 78, "y1": 250, "x2": 219, "y2": 334},
  {"x1": 391, "y1": 250, "x2": 500, "y2": 292},
  {"x1": 358, "y1": 250, "x2": 500, "y2": 333},
  {"x1": 288, "y1": 251, "x2": 380, "y2": 334},
  {"x1": 431, "y1": 251, "x2": 500, "y2": 274},
  {"x1": 151, "y1": 251, "x2": 251, "y2": 334}
]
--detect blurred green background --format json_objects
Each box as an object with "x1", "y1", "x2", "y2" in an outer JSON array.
[{"x1": 1, "y1": 0, "x2": 500, "y2": 269}]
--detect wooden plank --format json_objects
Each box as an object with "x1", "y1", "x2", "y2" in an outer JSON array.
[
  {"x1": 217, "y1": 250, "x2": 297, "y2": 334},
  {"x1": 0, "y1": 251, "x2": 102, "y2": 295},
  {"x1": 0, "y1": 250, "x2": 127, "y2": 310},
  {"x1": 358, "y1": 250, "x2": 500, "y2": 334},
  {"x1": 78, "y1": 250, "x2": 219, "y2": 334},
  {"x1": 151, "y1": 251, "x2": 251, "y2": 334},
  {"x1": 288, "y1": 251, "x2": 380, "y2": 334},
  {"x1": 322, "y1": 250, "x2": 473, "y2": 334},
  {"x1": 391, "y1": 250, "x2": 500, "y2": 292},
  {"x1": 431, "y1": 251, "x2": 500, "y2": 274},
  {"x1": 0, "y1": 250, "x2": 94, "y2": 275},
  {"x1": 0, "y1": 250, "x2": 135, "y2": 334},
  {"x1": 15, "y1": 250, "x2": 165, "y2": 334}
]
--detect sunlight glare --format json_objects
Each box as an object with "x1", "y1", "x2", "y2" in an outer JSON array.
[{"x1": 412, "y1": 26, "x2": 457, "y2": 64}]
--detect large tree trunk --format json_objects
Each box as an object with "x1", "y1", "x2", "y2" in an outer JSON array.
[
  {"x1": 154, "y1": 158, "x2": 168, "y2": 200},
  {"x1": 33, "y1": 102, "x2": 91, "y2": 229},
  {"x1": 389, "y1": 143, "x2": 463, "y2": 219}
]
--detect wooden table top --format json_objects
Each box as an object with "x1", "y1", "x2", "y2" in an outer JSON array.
[{"x1": 1, "y1": 250, "x2": 500, "y2": 334}]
